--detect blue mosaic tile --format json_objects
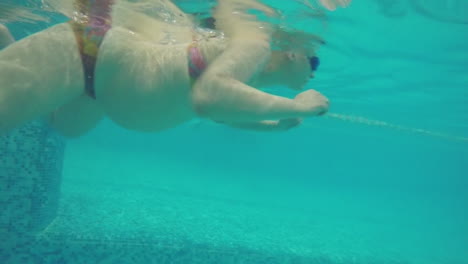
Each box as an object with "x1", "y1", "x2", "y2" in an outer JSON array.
[{"x1": 0, "y1": 120, "x2": 65, "y2": 239}]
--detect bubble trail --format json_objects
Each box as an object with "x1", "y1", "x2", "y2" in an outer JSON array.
[{"x1": 319, "y1": 112, "x2": 468, "y2": 143}]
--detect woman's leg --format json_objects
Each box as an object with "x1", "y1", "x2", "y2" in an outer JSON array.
[
  {"x1": 48, "y1": 94, "x2": 104, "y2": 138},
  {"x1": 0, "y1": 23, "x2": 84, "y2": 134}
]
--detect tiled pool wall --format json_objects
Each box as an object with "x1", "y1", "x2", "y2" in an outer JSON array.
[{"x1": 0, "y1": 120, "x2": 65, "y2": 262}]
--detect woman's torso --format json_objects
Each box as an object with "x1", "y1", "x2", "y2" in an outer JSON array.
[{"x1": 94, "y1": 8, "x2": 227, "y2": 131}]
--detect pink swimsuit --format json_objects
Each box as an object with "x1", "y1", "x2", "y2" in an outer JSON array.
[{"x1": 187, "y1": 42, "x2": 207, "y2": 82}]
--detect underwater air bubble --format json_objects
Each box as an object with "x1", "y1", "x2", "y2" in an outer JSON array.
[{"x1": 324, "y1": 112, "x2": 468, "y2": 143}]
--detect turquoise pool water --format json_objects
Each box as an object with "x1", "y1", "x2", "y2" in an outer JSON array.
[{"x1": 2, "y1": 0, "x2": 468, "y2": 263}]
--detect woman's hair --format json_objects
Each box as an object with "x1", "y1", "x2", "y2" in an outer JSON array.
[{"x1": 271, "y1": 27, "x2": 324, "y2": 56}]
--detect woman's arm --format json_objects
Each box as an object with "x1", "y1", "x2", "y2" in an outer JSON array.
[
  {"x1": 226, "y1": 118, "x2": 302, "y2": 132},
  {"x1": 191, "y1": 0, "x2": 328, "y2": 123}
]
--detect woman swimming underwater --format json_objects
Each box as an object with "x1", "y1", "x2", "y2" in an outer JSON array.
[{"x1": 0, "y1": 0, "x2": 349, "y2": 137}]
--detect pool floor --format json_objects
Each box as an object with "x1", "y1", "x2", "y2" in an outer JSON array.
[{"x1": 17, "y1": 144, "x2": 464, "y2": 264}]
